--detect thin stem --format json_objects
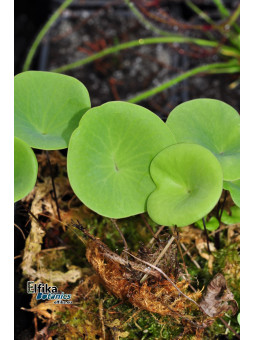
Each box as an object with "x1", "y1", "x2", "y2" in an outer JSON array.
[
  {"x1": 140, "y1": 235, "x2": 175, "y2": 283},
  {"x1": 148, "y1": 225, "x2": 165, "y2": 247},
  {"x1": 215, "y1": 190, "x2": 228, "y2": 249},
  {"x1": 23, "y1": 0, "x2": 74, "y2": 71},
  {"x1": 174, "y1": 226, "x2": 189, "y2": 278},
  {"x1": 212, "y1": 0, "x2": 230, "y2": 19},
  {"x1": 51, "y1": 37, "x2": 239, "y2": 74},
  {"x1": 219, "y1": 190, "x2": 228, "y2": 223},
  {"x1": 46, "y1": 151, "x2": 61, "y2": 221},
  {"x1": 202, "y1": 217, "x2": 211, "y2": 254},
  {"x1": 14, "y1": 223, "x2": 26, "y2": 240},
  {"x1": 181, "y1": 243, "x2": 201, "y2": 269},
  {"x1": 186, "y1": 1, "x2": 215, "y2": 26},
  {"x1": 219, "y1": 317, "x2": 240, "y2": 339},
  {"x1": 128, "y1": 60, "x2": 239, "y2": 103},
  {"x1": 140, "y1": 214, "x2": 159, "y2": 243},
  {"x1": 20, "y1": 201, "x2": 43, "y2": 227},
  {"x1": 123, "y1": 0, "x2": 175, "y2": 37},
  {"x1": 111, "y1": 219, "x2": 129, "y2": 252}
]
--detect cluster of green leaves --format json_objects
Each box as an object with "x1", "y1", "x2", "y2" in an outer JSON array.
[{"x1": 14, "y1": 71, "x2": 240, "y2": 229}]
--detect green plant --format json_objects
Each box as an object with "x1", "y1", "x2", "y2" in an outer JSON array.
[
  {"x1": 14, "y1": 71, "x2": 91, "y2": 150},
  {"x1": 21, "y1": 0, "x2": 239, "y2": 104},
  {"x1": 14, "y1": 71, "x2": 240, "y2": 230},
  {"x1": 67, "y1": 101, "x2": 176, "y2": 218},
  {"x1": 14, "y1": 137, "x2": 38, "y2": 202},
  {"x1": 166, "y1": 99, "x2": 240, "y2": 181}
]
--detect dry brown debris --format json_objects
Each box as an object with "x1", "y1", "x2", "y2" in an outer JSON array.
[{"x1": 199, "y1": 273, "x2": 238, "y2": 317}]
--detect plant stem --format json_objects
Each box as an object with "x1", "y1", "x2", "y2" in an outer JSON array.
[
  {"x1": 219, "y1": 190, "x2": 228, "y2": 223},
  {"x1": 51, "y1": 37, "x2": 239, "y2": 73},
  {"x1": 148, "y1": 225, "x2": 165, "y2": 247},
  {"x1": 23, "y1": 0, "x2": 73, "y2": 71},
  {"x1": 128, "y1": 60, "x2": 239, "y2": 103},
  {"x1": 202, "y1": 217, "x2": 211, "y2": 254},
  {"x1": 212, "y1": 0, "x2": 230, "y2": 19},
  {"x1": 174, "y1": 226, "x2": 189, "y2": 279},
  {"x1": 215, "y1": 190, "x2": 228, "y2": 249},
  {"x1": 111, "y1": 218, "x2": 129, "y2": 252},
  {"x1": 219, "y1": 317, "x2": 240, "y2": 339},
  {"x1": 186, "y1": 1, "x2": 215, "y2": 26},
  {"x1": 46, "y1": 151, "x2": 61, "y2": 221},
  {"x1": 123, "y1": 0, "x2": 175, "y2": 37},
  {"x1": 140, "y1": 214, "x2": 159, "y2": 244}
]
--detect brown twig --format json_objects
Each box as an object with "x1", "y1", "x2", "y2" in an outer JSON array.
[
  {"x1": 219, "y1": 317, "x2": 240, "y2": 339},
  {"x1": 140, "y1": 214, "x2": 159, "y2": 242},
  {"x1": 174, "y1": 227, "x2": 190, "y2": 276},
  {"x1": 111, "y1": 219, "x2": 129, "y2": 252},
  {"x1": 148, "y1": 225, "x2": 165, "y2": 247},
  {"x1": 181, "y1": 243, "x2": 201, "y2": 269},
  {"x1": 14, "y1": 223, "x2": 26, "y2": 240},
  {"x1": 202, "y1": 217, "x2": 211, "y2": 254}
]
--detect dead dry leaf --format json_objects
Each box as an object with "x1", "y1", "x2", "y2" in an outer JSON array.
[{"x1": 199, "y1": 273, "x2": 238, "y2": 317}]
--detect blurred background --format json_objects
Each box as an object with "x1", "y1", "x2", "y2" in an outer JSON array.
[{"x1": 14, "y1": 0, "x2": 240, "y2": 338}]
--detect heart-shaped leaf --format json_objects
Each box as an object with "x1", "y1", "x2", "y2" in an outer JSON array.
[
  {"x1": 223, "y1": 179, "x2": 240, "y2": 207},
  {"x1": 14, "y1": 71, "x2": 91, "y2": 150},
  {"x1": 147, "y1": 143, "x2": 223, "y2": 227},
  {"x1": 14, "y1": 137, "x2": 38, "y2": 202},
  {"x1": 67, "y1": 101, "x2": 176, "y2": 218},
  {"x1": 166, "y1": 99, "x2": 240, "y2": 181}
]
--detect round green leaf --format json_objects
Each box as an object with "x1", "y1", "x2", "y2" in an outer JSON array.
[
  {"x1": 147, "y1": 143, "x2": 223, "y2": 227},
  {"x1": 67, "y1": 101, "x2": 176, "y2": 218},
  {"x1": 14, "y1": 71, "x2": 91, "y2": 150},
  {"x1": 14, "y1": 137, "x2": 38, "y2": 202},
  {"x1": 166, "y1": 99, "x2": 240, "y2": 181},
  {"x1": 223, "y1": 179, "x2": 240, "y2": 207}
]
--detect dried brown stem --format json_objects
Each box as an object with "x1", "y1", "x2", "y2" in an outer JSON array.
[
  {"x1": 111, "y1": 218, "x2": 129, "y2": 252},
  {"x1": 14, "y1": 223, "x2": 26, "y2": 240},
  {"x1": 181, "y1": 243, "x2": 201, "y2": 269},
  {"x1": 219, "y1": 317, "x2": 240, "y2": 339}
]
